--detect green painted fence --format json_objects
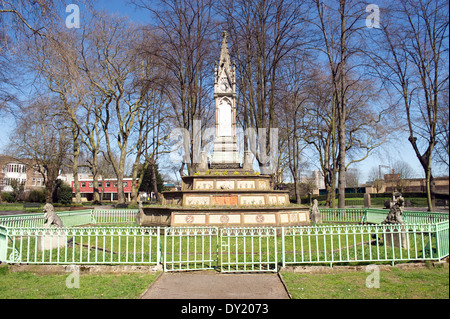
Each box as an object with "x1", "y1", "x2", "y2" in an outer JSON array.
[
  {"x1": 0, "y1": 208, "x2": 448, "y2": 271},
  {"x1": 163, "y1": 227, "x2": 218, "y2": 272},
  {"x1": 280, "y1": 222, "x2": 448, "y2": 266},
  {"x1": 0, "y1": 209, "x2": 138, "y2": 228},
  {"x1": 3, "y1": 226, "x2": 161, "y2": 265},
  {"x1": 220, "y1": 227, "x2": 278, "y2": 273},
  {"x1": 317, "y1": 208, "x2": 449, "y2": 224}
]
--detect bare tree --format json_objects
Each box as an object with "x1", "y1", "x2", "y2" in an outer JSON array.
[
  {"x1": 79, "y1": 13, "x2": 157, "y2": 204},
  {"x1": 0, "y1": 0, "x2": 59, "y2": 113},
  {"x1": 345, "y1": 167, "x2": 360, "y2": 193},
  {"x1": 9, "y1": 97, "x2": 71, "y2": 202},
  {"x1": 221, "y1": 0, "x2": 311, "y2": 174},
  {"x1": 312, "y1": 0, "x2": 391, "y2": 208},
  {"x1": 21, "y1": 20, "x2": 87, "y2": 204},
  {"x1": 134, "y1": 0, "x2": 216, "y2": 176},
  {"x1": 303, "y1": 64, "x2": 338, "y2": 207},
  {"x1": 372, "y1": 0, "x2": 449, "y2": 211},
  {"x1": 391, "y1": 160, "x2": 416, "y2": 193},
  {"x1": 434, "y1": 83, "x2": 449, "y2": 171},
  {"x1": 278, "y1": 53, "x2": 311, "y2": 203}
]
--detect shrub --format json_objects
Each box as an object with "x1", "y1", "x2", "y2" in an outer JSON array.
[
  {"x1": 1, "y1": 192, "x2": 15, "y2": 203},
  {"x1": 27, "y1": 189, "x2": 46, "y2": 203},
  {"x1": 52, "y1": 180, "x2": 73, "y2": 205}
]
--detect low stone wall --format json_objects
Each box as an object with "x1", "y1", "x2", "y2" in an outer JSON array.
[
  {"x1": 280, "y1": 261, "x2": 448, "y2": 274},
  {"x1": 6, "y1": 264, "x2": 162, "y2": 274}
]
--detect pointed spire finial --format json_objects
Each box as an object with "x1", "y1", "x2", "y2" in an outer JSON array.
[{"x1": 222, "y1": 30, "x2": 228, "y2": 41}]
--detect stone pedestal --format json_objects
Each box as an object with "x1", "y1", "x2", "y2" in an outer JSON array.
[
  {"x1": 364, "y1": 193, "x2": 371, "y2": 208},
  {"x1": 211, "y1": 137, "x2": 240, "y2": 165},
  {"x1": 198, "y1": 151, "x2": 208, "y2": 172},
  {"x1": 384, "y1": 228, "x2": 408, "y2": 250},
  {"x1": 310, "y1": 211, "x2": 322, "y2": 224},
  {"x1": 38, "y1": 230, "x2": 67, "y2": 251},
  {"x1": 243, "y1": 151, "x2": 253, "y2": 172}
]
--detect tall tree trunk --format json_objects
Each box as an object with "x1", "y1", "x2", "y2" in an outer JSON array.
[
  {"x1": 337, "y1": 0, "x2": 347, "y2": 209},
  {"x1": 71, "y1": 121, "x2": 81, "y2": 204}
]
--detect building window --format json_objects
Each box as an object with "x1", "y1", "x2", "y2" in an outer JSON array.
[
  {"x1": 106, "y1": 182, "x2": 110, "y2": 187},
  {"x1": 89, "y1": 182, "x2": 93, "y2": 188},
  {"x1": 81, "y1": 182, "x2": 86, "y2": 188}
]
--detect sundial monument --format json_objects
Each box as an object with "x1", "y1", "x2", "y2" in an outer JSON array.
[{"x1": 136, "y1": 32, "x2": 310, "y2": 227}]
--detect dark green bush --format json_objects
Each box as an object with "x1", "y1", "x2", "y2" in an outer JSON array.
[
  {"x1": 53, "y1": 180, "x2": 73, "y2": 205},
  {"x1": 1, "y1": 192, "x2": 15, "y2": 203},
  {"x1": 27, "y1": 189, "x2": 46, "y2": 203}
]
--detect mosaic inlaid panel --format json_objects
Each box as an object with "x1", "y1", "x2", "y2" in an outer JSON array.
[{"x1": 213, "y1": 195, "x2": 238, "y2": 205}]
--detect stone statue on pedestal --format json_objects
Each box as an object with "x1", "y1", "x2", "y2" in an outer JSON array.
[
  {"x1": 382, "y1": 196, "x2": 404, "y2": 225},
  {"x1": 310, "y1": 199, "x2": 322, "y2": 224},
  {"x1": 43, "y1": 203, "x2": 64, "y2": 228}
]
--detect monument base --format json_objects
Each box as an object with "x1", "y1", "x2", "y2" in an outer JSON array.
[
  {"x1": 209, "y1": 163, "x2": 242, "y2": 170},
  {"x1": 136, "y1": 206, "x2": 310, "y2": 227}
]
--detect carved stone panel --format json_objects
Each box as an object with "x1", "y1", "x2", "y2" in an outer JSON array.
[
  {"x1": 194, "y1": 180, "x2": 214, "y2": 190},
  {"x1": 185, "y1": 196, "x2": 210, "y2": 206},
  {"x1": 216, "y1": 180, "x2": 235, "y2": 190},
  {"x1": 237, "y1": 180, "x2": 255, "y2": 189},
  {"x1": 240, "y1": 195, "x2": 265, "y2": 205},
  {"x1": 258, "y1": 180, "x2": 269, "y2": 190},
  {"x1": 268, "y1": 196, "x2": 278, "y2": 205}
]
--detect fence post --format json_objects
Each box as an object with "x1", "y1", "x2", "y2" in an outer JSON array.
[
  {"x1": 281, "y1": 227, "x2": 285, "y2": 269},
  {"x1": 157, "y1": 226, "x2": 161, "y2": 266},
  {"x1": 435, "y1": 223, "x2": 441, "y2": 260},
  {"x1": 0, "y1": 226, "x2": 7, "y2": 262}
]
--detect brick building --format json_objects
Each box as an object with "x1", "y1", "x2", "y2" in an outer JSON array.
[
  {"x1": 0, "y1": 156, "x2": 45, "y2": 194},
  {"x1": 71, "y1": 178, "x2": 135, "y2": 202}
]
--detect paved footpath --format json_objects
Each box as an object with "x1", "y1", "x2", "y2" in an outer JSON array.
[{"x1": 140, "y1": 270, "x2": 290, "y2": 299}]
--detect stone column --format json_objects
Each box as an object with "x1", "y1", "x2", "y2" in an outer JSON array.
[{"x1": 243, "y1": 151, "x2": 253, "y2": 172}]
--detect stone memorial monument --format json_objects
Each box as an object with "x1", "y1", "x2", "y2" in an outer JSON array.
[
  {"x1": 382, "y1": 194, "x2": 408, "y2": 249},
  {"x1": 43, "y1": 203, "x2": 64, "y2": 228},
  {"x1": 136, "y1": 32, "x2": 310, "y2": 227},
  {"x1": 310, "y1": 199, "x2": 322, "y2": 224}
]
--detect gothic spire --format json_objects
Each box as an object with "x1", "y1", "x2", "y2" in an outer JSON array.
[{"x1": 216, "y1": 31, "x2": 235, "y2": 88}]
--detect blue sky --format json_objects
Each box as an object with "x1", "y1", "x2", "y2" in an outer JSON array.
[{"x1": 0, "y1": 0, "x2": 443, "y2": 184}]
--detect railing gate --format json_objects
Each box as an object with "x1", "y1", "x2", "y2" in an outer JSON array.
[
  {"x1": 163, "y1": 227, "x2": 219, "y2": 272},
  {"x1": 219, "y1": 227, "x2": 278, "y2": 273}
]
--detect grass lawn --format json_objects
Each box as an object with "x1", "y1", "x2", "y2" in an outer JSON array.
[
  {"x1": 0, "y1": 265, "x2": 160, "y2": 299},
  {"x1": 281, "y1": 266, "x2": 449, "y2": 299},
  {"x1": 0, "y1": 204, "x2": 27, "y2": 211}
]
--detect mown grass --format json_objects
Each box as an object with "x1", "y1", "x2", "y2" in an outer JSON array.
[
  {"x1": 0, "y1": 265, "x2": 159, "y2": 299},
  {"x1": 281, "y1": 266, "x2": 449, "y2": 299}
]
